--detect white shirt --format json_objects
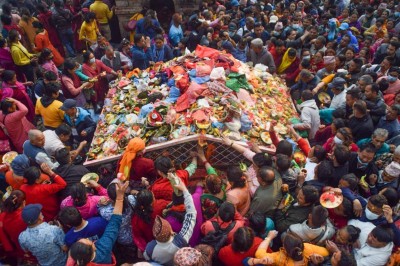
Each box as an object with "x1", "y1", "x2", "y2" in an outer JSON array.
[
  {"x1": 43, "y1": 130, "x2": 65, "y2": 158},
  {"x1": 329, "y1": 90, "x2": 346, "y2": 109}
]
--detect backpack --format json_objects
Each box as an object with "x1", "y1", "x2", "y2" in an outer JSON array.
[
  {"x1": 200, "y1": 220, "x2": 236, "y2": 253},
  {"x1": 124, "y1": 13, "x2": 141, "y2": 32}
]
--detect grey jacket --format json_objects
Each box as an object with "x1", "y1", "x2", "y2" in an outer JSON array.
[
  {"x1": 247, "y1": 48, "x2": 276, "y2": 73},
  {"x1": 296, "y1": 100, "x2": 320, "y2": 139}
]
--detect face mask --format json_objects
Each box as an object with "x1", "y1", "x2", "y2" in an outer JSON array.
[
  {"x1": 334, "y1": 136, "x2": 343, "y2": 144},
  {"x1": 365, "y1": 207, "x2": 380, "y2": 220},
  {"x1": 292, "y1": 24, "x2": 300, "y2": 28},
  {"x1": 18, "y1": 34, "x2": 22, "y2": 41},
  {"x1": 387, "y1": 75, "x2": 397, "y2": 83},
  {"x1": 357, "y1": 156, "x2": 368, "y2": 169},
  {"x1": 260, "y1": 5, "x2": 264, "y2": 10},
  {"x1": 303, "y1": 55, "x2": 311, "y2": 60},
  {"x1": 89, "y1": 58, "x2": 95, "y2": 64}
]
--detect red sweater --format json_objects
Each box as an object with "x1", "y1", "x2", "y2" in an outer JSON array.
[
  {"x1": 117, "y1": 156, "x2": 158, "y2": 182},
  {"x1": 0, "y1": 209, "x2": 26, "y2": 257},
  {"x1": 150, "y1": 170, "x2": 189, "y2": 201},
  {"x1": 20, "y1": 175, "x2": 67, "y2": 221},
  {"x1": 218, "y1": 237, "x2": 265, "y2": 266},
  {"x1": 131, "y1": 198, "x2": 169, "y2": 252}
]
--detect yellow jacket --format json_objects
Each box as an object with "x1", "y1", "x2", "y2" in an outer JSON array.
[
  {"x1": 10, "y1": 42, "x2": 34, "y2": 66},
  {"x1": 79, "y1": 21, "x2": 99, "y2": 42},
  {"x1": 255, "y1": 243, "x2": 329, "y2": 266},
  {"x1": 90, "y1": 0, "x2": 113, "y2": 24},
  {"x1": 35, "y1": 99, "x2": 65, "y2": 128}
]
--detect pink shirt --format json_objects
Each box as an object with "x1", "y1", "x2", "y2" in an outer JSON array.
[{"x1": 60, "y1": 185, "x2": 108, "y2": 219}]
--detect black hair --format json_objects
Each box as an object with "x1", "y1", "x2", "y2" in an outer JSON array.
[
  {"x1": 82, "y1": 50, "x2": 92, "y2": 63},
  {"x1": 1, "y1": 14, "x2": 12, "y2": 25},
  {"x1": 345, "y1": 225, "x2": 361, "y2": 244},
  {"x1": 288, "y1": 48, "x2": 297, "y2": 57},
  {"x1": 55, "y1": 124, "x2": 72, "y2": 137},
  {"x1": 359, "y1": 143, "x2": 376, "y2": 154},
  {"x1": 55, "y1": 148, "x2": 71, "y2": 165},
  {"x1": 332, "y1": 108, "x2": 346, "y2": 119},
  {"x1": 38, "y1": 48, "x2": 52, "y2": 65},
  {"x1": 1, "y1": 70, "x2": 16, "y2": 83},
  {"x1": 276, "y1": 140, "x2": 293, "y2": 157},
  {"x1": 0, "y1": 37, "x2": 6, "y2": 48},
  {"x1": 252, "y1": 153, "x2": 272, "y2": 167},
  {"x1": 134, "y1": 33, "x2": 144, "y2": 45},
  {"x1": 144, "y1": 9, "x2": 157, "y2": 29},
  {"x1": 153, "y1": 34, "x2": 164, "y2": 42},
  {"x1": 44, "y1": 71, "x2": 58, "y2": 81},
  {"x1": 58, "y1": 206, "x2": 83, "y2": 228},
  {"x1": 70, "y1": 183, "x2": 88, "y2": 207},
  {"x1": 84, "y1": 12, "x2": 96, "y2": 23},
  {"x1": 341, "y1": 173, "x2": 358, "y2": 191},
  {"x1": 107, "y1": 182, "x2": 130, "y2": 212},
  {"x1": 227, "y1": 166, "x2": 245, "y2": 188},
  {"x1": 54, "y1": 0, "x2": 64, "y2": 8},
  {"x1": 24, "y1": 167, "x2": 41, "y2": 185},
  {"x1": 232, "y1": 227, "x2": 255, "y2": 253},
  {"x1": 205, "y1": 174, "x2": 223, "y2": 195},
  {"x1": 301, "y1": 90, "x2": 314, "y2": 101},
  {"x1": 346, "y1": 88, "x2": 361, "y2": 99},
  {"x1": 371, "y1": 225, "x2": 394, "y2": 244},
  {"x1": 283, "y1": 233, "x2": 304, "y2": 261},
  {"x1": 337, "y1": 249, "x2": 357, "y2": 266},
  {"x1": 218, "y1": 202, "x2": 235, "y2": 222},
  {"x1": 134, "y1": 189, "x2": 154, "y2": 224},
  {"x1": 301, "y1": 185, "x2": 319, "y2": 205},
  {"x1": 369, "y1": 194, "x2": 388, "y2": 209},
  {"x1": 312, "y1": 145, "x2": 326, "y2": 162},
  {"x1": 249, "y1": 212, "x2": 266, "y2": 236},
  {"x1": 380, "y1": 187, "x2": 399, "y2": 208},
  {"x1": 8, "y1": 29, "x2": 19, "y2": 43},
  {"x1": 44, "y1": 82, "x2": 61, "y2": 97},
  {"x1": 3, "y1": 190, "x2": 25, "y2": 213},
  {"x1": 32, "y1": 21, "x2": 44, "y2": 30},
  {"x1": 63, "y1": 59, "x2": 78, "y2": 79},
  {"x1": 70, "y1": 241, "x2": 93, "y2": 266},
  {"x1": 341, "y1": 197, "x2": 354, "y2": 218},
  {"x1": 0, "y1": 99, "x2": 14, "y2": 114},
  {"x1": 276, "y1": 154, "x2": 291, "y2": 172},
  {"x1": 258, "y1": 166, "x2": 275, "y2": 184},
  {"x1": 353, "y1": 100, "x2": 367, "y2": 115},
  {"x1": 378, "y1": 78, "x2": 389, "y2": 92},
  {"x1": 368, "y1": 83, "x2": 380, "y2": 94},
  {"x1": 333, "y1": 144, "x2": 350, "y2": 166},
  {"x1": 315, "y1": 160, "x2": 333, "y2": 184},
  {"x1": 154, "y1": 156, "x2": 173, "y2": 176},
  {"x1": 311, "y1": 205, "x2": 328, "y2": 227},
  {"x1": 1, "y1": 3, "x2": 12, "y2": 15}
]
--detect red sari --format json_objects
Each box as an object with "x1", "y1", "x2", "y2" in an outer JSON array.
[
  {"x1": 37, "y1": 11, "x2": 64, "y2": 57},
  {"x1": 34, "y1": 30, "x2": 64, "y2": 67},
  {"x1": 1, "y1": 81, "x2": 35, "y2": 123},
  {"x1": 82, "y1": 60, "x2": 113, "y2": 104}
]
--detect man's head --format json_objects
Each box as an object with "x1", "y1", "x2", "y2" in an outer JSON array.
[
  {"x1": 333, "y1": 144, "x2": 350, "y2": 166},
  {"x1": 357, "y1": 143, "x2": 376, "y2": 166},
  {"x1": 105, "y1": 45, "x2": 114, "y2": 60},
  {"x1": 218, "y1": 202, "x2": 235, "y2": 222},
  {"x1": 55, "y1": 124, "x2": 72, "y2": 143},
  {"x1": 299, "y1": 70, "x2": 314, "y2": 83},
  {"x1": 386, "y1": 41, "x2": 399, "y2": 57},
  {"x1": 364, "y1": 83, "x2": 379, "y2": 100},
  {"x1": 308, "y1": 205, "x2": 328, "y2": 228},
  {"x1": 315, "y1": 36, "x2": 326, "y2": 49},
  {"x1": 22, "y1": 204, "x2": 43, "y2": 226},
  {"x1": 357, "y1": 75, "x2": 373, "y2": 92},
  {"x1": 297, "y1": 185, "x2": 319, "y2": 206},
  {"x1": 43, "y1": 71, "x2": 58, "y2": 84},
  {"x1": 55, "y1": 147, "x2": 72, "y2": 165},
  {"x1": 371, "y1": 128, "x2": 388, "y2": 150},
  {"x1": 245, "y1": 17, "x2": 255, "y2": 31},
  {"x1": 324, "y1": 55, "x2": 336, "y2": 71},
  {"x1": 338, "y1": 22, "x2": 349, "y2": 34},
  {"x1": 58, "y1": 206, "x2": 83, "y2": 230},
  {"x1": 172, "y1": 13, "x2": 182, "y2": 24},
  {"x1": 339, "y1": 35, "x2": 350, "y2": 48},
  {"x1": 287, "y1": 30, "x2": 297, "y2": 40},
  {"x1": 382, "y1": 162, "x2": 400, "y2": 183},
  {"x1": 60, "y1": 99, "x2": 77, "y2": 116},
  {"x1": 44, "y1": 82, "x2": 60, "y2": 99},
  {"x1": 251, "y1": 38, "x2": 263, "y2": 54},
  {"x1": 348, "y1": 58, "x2": 362, "y2": 73},
  {"x1": 330, "y1": 249, "x2": 357, "y2": 266},
  {"x1": 352, "y1": 100, "x2": 367, "y2": 118},
  {"x1": 257, "y1": 166, "x2": 275, "y2": 186},
  {"x1": 386, "y1": 104, "x2": 400, "y2": 121},
  {"x1": 28, "y1": 129, "x2": 45, "y2": 147},
  {"x1": 301, "y1": 89, "x2": 314, "y2": 102},
  {"x1": 367, "y1": 225, "x2": 393, "y2": 248},
  {"x1": 134, "y1": 33, "x2": 146, "y2": 48},
  {"x1": 328, "y1": 77, "x2": 346, "y2": 95},
  {"x1": 380, "y1": 57, "x2": 394, "y2": 71}
]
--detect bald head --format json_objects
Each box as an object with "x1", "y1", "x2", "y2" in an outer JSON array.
[{"x1": 29, "y1": 130, "x2": 45, "y2": 147}]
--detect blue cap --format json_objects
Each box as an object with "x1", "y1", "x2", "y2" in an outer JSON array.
[
  {"x1": 339, "y1": 22, "x2": 349, "y2": 30},
  {"x1": 22, "y1": 204, "x2": 42, "y2": 225},
  {"x1": 231, "y1": 0, "x2": 239, "y2": 7}
]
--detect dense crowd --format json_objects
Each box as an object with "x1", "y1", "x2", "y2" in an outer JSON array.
[{"x1": 0, "y1": 0, "x2": 399, "y2": 265}]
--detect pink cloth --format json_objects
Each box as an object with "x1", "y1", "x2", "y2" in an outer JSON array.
[
  {"x1": 41, "y1": 61, "x2": 60, "y2": 80},
  {"x1": 1, "y1": 81, "x2": 35, "y2": 122},
  {"x1": 60, "y1": 185, "x2": 109, "y2": 219},
  {"x1": 0, "y1": 100, "x2": 35, "y2": 153}
]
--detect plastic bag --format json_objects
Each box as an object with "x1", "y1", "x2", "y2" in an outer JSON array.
[
  {"x1": 210, "y1": 67, "x2": 226, "y2": 81},
  {"x1": 196, "y1": 60, "x2": 214, "y2": 77},
  {"x1": 195, "y1": 45, "x2": 220, "y2": 59}
]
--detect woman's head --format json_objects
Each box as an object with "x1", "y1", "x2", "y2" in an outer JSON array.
[
  {"x1": 344, "y1": 47, "x2": 355, "y2": 61},
  {"x1": 134, "y1": 189, "x2": 154, "y2": 224},
  {"x1": 154, "y1": 156, "x2": 173, "y2": 177},
  {"x1": 84, "y1": 12, "x2": 96, "y2": 23},
  {"x1": 335, "y1": 127, "x2": 353, "y2": 146},
  {"x1": 249, "y1": 212, "x2": 267, "y2": 236},
  {"x1": 205, "y1": 174, "x2": 223, "y2": 195},
  {"x1": 334, "y1": 197, "x2": 354, "y2": 218},
  {"x1": 8, "y1": 29, "x2": 19, "y2": 43},
  {"x1": 32, "y1": 21, "x2": 44, "y2": 32},
  {"x1": 253, "y1": 153, "x2": 273, "y2": 168},
  {"x1": 335, "y1": 225, "x2": 360, "y2": 245},
  {"x1": 1, "y1": 69, "x2": 17, "y2": 84},
  {"x1": 3, "y1": 190, "x2": 25, "y2": 213},
  {"x1": 283, "y1": 233, "x2": 304, "y2": 261},
  {"x1": 24, "y1": 167, "x2": 41, "y2": 185},
  {"x1": 339, "y1": 173, "x2": 358, "y2": 191},
  {"x1": 331, "y1": 118, "x2": 347, "y2": 134},
  {"x1": 63, "y1": 59, "x2": 79, "y2": 76},
  {"x1": 232, "y1": 227, "x2": 255, "y2": 253},
  {"x1": 38, "y1": 48, "x2": 53, "y2": 64},
  {"x1": 227, "y1": 166, "x2": 245, "y2": 188},
  {"x1": 70, "y1": 239, "x2": 95, "y2": 266},
  {"x1": 70, "y1": 183, "x2": 88, "y2": 207},
  {"x1": 82, "y1": 51, "x2": 95, "y2": 64},
  {"x1": 313, "y1": 51, "x2": 324, "y2": 63},
  {"x1": 0, "y1": 98, "x2": 16, "y2": 114}
]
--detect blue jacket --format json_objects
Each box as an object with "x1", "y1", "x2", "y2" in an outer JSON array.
[
  {"x1": 337, "y1": 31, "x2": 359, "y2": 52},
  {"x1": 64, "y1": 107, "x2": 96, "y2": 140},
  {"x1": 135, "y1": 18, "x2": 161, "y2": 40},
  {"x1": 131, "y1": 45, "x2": 153, "y2": 70}
]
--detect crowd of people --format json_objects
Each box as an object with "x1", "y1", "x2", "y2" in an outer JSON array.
[{"x1": 0, "y1": 0, "x2": 399, "y2": 265}]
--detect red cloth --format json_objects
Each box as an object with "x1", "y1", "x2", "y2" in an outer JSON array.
[
  {"x1": 20, "y1": 175, "x2": 67, "y2": 221},
  {"x1": 218, "y1": 237, "x2": 266, "y2": 266},
  {"x1": 37, "y1": 11, "x2": 64, "y2": 57},
  {"x1": 117, "y1": 156, "x2": 157, "y2": 183},
  {"x1": 314, "y1": 125, "x2": 333, "y2": 145},
  {"x1": 1, "y1": 81, "x2": 35, "y2": 123},
  {"x1": 323, "y1": 137, "x2": 359, "y2": 154},
  {"x1": 150, "y1": 170, "x2": 189, "y2": 201},
  {"x1": 0, "y1": 209, "x2": 26, "y2": 256},
  {"x1": 131, "y1": 198, "x2": 169, "y2": 252},
  {"x1": 82, "y1": 60, "x2": 113, "y2": 104},
  {"x1": 201, "y1": 211, "x2": 245, "y2": 244},
  {"x1": 328, "y1": 208, "x2": 348, "y2": 229}
]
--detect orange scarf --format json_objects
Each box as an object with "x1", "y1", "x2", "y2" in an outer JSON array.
[{"x1": 118, "y1": 137, "x2": 146, "y2": 178}]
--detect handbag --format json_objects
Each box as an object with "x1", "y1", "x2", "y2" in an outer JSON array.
[
  {"x1": 124, "y1": 13, "x2": 140, "y2": 32},
  {"x1": 0, "y1": 117, "x2": 11, "y2": 153}
]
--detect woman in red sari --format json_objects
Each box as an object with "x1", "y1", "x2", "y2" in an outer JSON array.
[
  {"x1": 36, "y1": 4, "x2": 64, "y2": 57},
  {"x1": 81, "y1": 50, "x2": 117, "y2": 112},
  {"x1": 33, "y1": 21, "x2": 64, "y2": 67},
  {"x1": 0, "y1": 38, "x2": 18, "y2": 74},
  {"x1": 310, "y1": 51, "x2": 325, "y2": 73},
  {"x1": 1, "y1": 70, "x2": 35, "y2": 122}
]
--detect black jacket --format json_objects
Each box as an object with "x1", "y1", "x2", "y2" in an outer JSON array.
[
  {"x1": 55, "y1": 164, "x2": 90, "y2": 199},
  {"x1": 348, "y1": 114, "x2": 374, "y2": 142}
]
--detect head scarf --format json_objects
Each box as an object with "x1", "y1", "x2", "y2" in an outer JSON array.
[
  {"x1": 118, "y1": 137, "x2": 146, "y2": 178},
  {"x1": 174, "y1": 247, "x2": 202, "y2": 266},
  {"x1": 153, "y1": 215, "x2": 172, "y2": 242},
  {"x1": 277, "y1": 48, "x2": 296, "y2": 74},
  {"x1": 11, "y1": 154, "x2": 30, "y2": 176}
]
